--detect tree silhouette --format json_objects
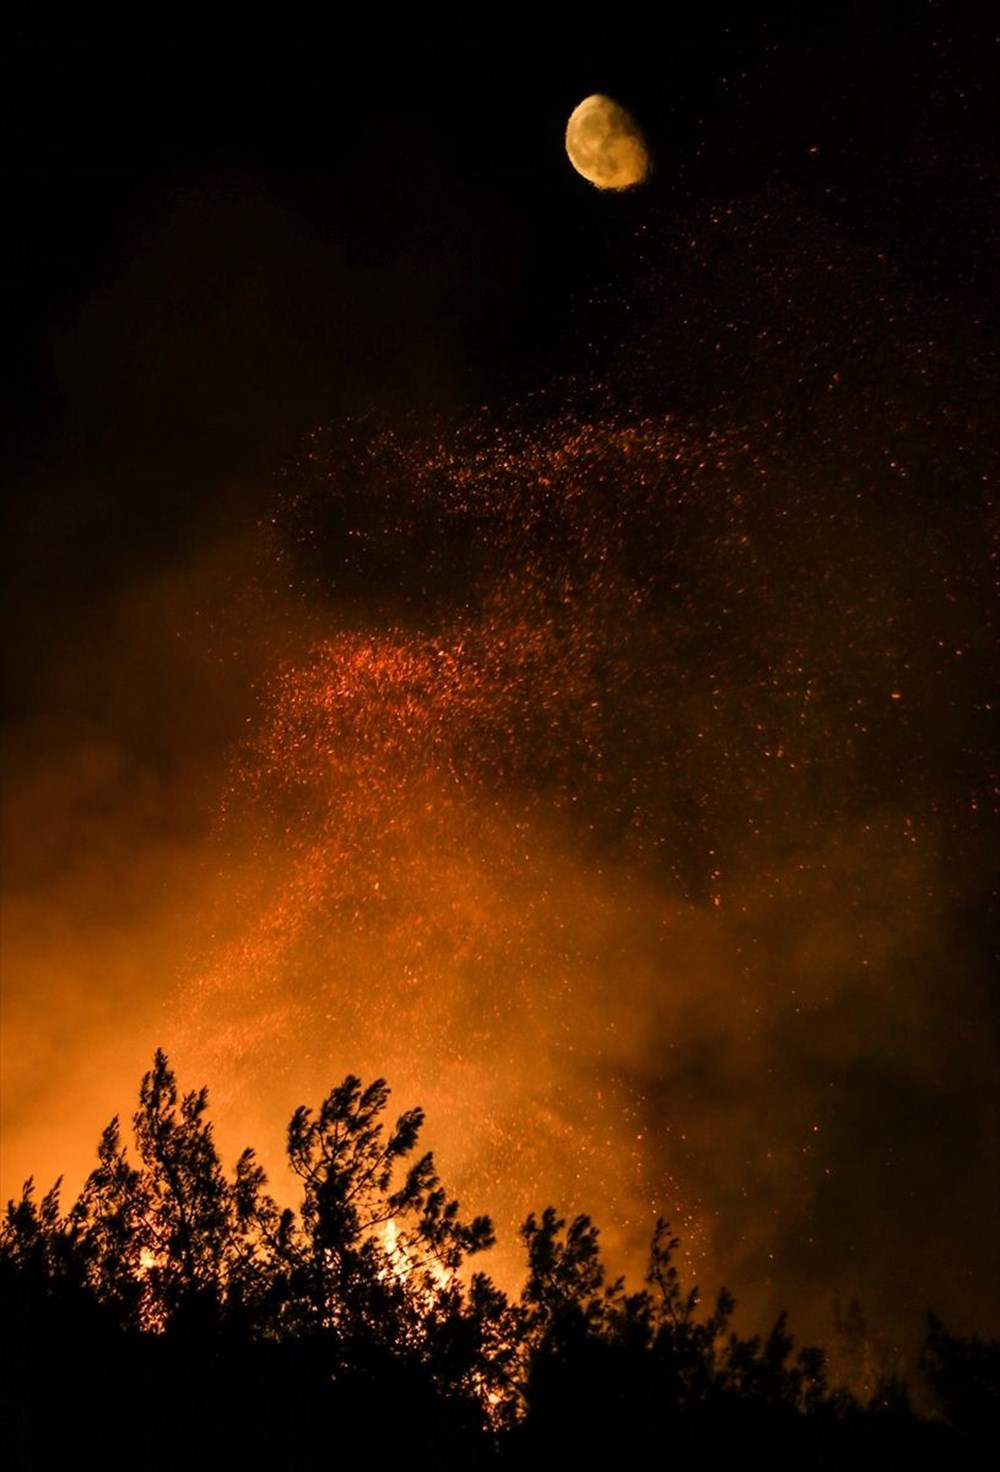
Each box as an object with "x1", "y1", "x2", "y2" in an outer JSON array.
[
  {"x1": 921, "y1": 1311, "x2": 1000, "y2": 1436},
  {"x1": 0, "y1": 1051, "x2": 982, "y2": 1469},
  {"x1": 69, "y1": 1049, "x2": 276, "y2": 1334},
  {"x1": 515, "y1": 1207, "x2": 633, "y2": 1452},
  {"x1": 520, "y1": 1208, "x2": 611, "y2": 1337},
  {"x1": 277, "y1": 1071, "x2": 503, "y2": 1462},
  {"x1": 280, "y1": 1074, "x2": 493, "y2": 1344}
]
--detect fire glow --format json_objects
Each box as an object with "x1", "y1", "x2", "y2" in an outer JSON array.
[
  {"x1": 4, "y1": 222, "x2": 995, "y2": 1345},
  {"x1": 155, "y1": 394, "x2": 988, "y2": 1329}
]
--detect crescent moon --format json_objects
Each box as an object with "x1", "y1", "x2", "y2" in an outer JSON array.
[{"x1": 565, "y1": 94, "x2": 651, "y2": 191}]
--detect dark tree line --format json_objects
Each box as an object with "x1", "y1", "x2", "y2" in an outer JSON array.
[{"x1": 2, "y1": 1053, "x2": 996, "y2": 1470}]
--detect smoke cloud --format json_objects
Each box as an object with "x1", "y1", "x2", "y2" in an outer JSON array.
[{"x1": 2, "y1": 182, "x2": 996, "y2": 1361}]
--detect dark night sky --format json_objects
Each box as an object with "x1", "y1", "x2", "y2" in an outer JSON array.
[
  {"x1": 2, "y1": 4, "x2": 998, "y2": 1350},
  {"x1": 4, "y1": 6, "x2": 996, "y2": 731}
]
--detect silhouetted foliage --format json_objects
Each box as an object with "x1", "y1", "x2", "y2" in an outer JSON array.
[
  {"x1": 282, "y1": 1073, "x2": 493, "y2": 1347},
  {"x1": 921, "y1": 1310, "x2": 1000, "y2": 1436},
  {"x1": 0, "y1": 1052, "x2": 985, "y2": 1470},
  {"x1": 831, "y1": 1292, "x2": 911, "y2": 1416},
  {"x1": 67, "y1": 1049, "x2": 278, "y2": 1335}
]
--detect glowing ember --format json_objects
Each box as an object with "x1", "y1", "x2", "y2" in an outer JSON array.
[
  {"x1": 169, "y1": 368, "x2": 995, "y2": 1322},
  {"x1": 4, "y1": 171, "x2": 995, "y2": 1348}
]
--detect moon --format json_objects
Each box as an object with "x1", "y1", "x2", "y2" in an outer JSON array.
[{"x1": 565, "y1": 94, "x2": 651, "y2": 191}]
